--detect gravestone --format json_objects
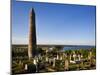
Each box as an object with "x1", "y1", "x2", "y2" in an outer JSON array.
[
  {"x1": 49, "y1": 58, "x2": 51, "y2": 64},
  {"x1": 33, "y1": 58, "x2": 39, "y2": 72},
  {"x1": 78, "y1": 54, "x2": 81, "y2": 61},
  {"x1": 70, "y1": 55, "x2": 72, "y2": 60},
  {"x1": 60, "y1": 56, "x2": 63, "y2": 60},
  {"x1": 63, "y1": 53, "x2": 66, "y2": 59},
  {"x1": 64, "y1": 59, "x2": 69, "y2": 71},
  {"x1": 88, "y1": 51, "x2": 92, "y2": 60},
  {"x1": 33, "y1": 59, "x2": 37, "y2": 65},
  {"x1": 88, "y1": 51, "x2": 92, "y2": 66},
  {"x1": 73, "y1": 53, "x2": 76, "y2": 61},
  {"x1": 24, "y1": 64, "x2": 28, "y2": 70},
  {"x1": 46, "y1": 56, "x2": 49, "y2": 62},
  {"x1": 19, "y1": 60, "x2": 22, "y2": 64},
  {"x1": 53, "y1": 58, "x2": 56, "y2": 67},
  {"x1": 57, "y1": 54, "x2": 59, "y2": 60}
]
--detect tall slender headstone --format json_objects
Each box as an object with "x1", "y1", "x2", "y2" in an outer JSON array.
[
  {"x1": 53, "y1": 58, "x2": 56, "y2": 67},
  {"x1": 57, "y1": 54, "x2": 59, "y2": 60},
  {"x1": 73, "y1": 53, "x2": 76, "y2": 61},
  {"x1": 78, "y1": 54, "x2": 81, "y2": 61},
  {"x1": 64, "y1": 59, "x2": 69, "y2": 71},
  {"x1": 28, "y1": 8, "x2": 37, "y2": 59}
]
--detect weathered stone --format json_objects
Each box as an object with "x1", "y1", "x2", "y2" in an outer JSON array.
[
  {"x1": 28, "y1": 8, "x2": 37, "y2": 59},
  {"x1": 53, "y1": 58, "x2": 56, "y2": 67},
  {"x1": 64, "y1": 59, "x2": 69, "y2": 70},
  {"x1": 24, "y1": 64, "x2": 28, "y2": 70}
]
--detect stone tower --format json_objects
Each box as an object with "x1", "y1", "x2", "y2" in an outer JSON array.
[{"x1": 28, "y1": 8, "x2": 37, "y2": 59}]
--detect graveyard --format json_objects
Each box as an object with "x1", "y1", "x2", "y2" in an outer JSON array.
[{"x1": 12, "y1": 45, "x2": 96, "y2": 74}]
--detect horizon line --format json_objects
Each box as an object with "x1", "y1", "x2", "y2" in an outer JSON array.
[{"x1": 12, "y1": 43, "x2": 96, "y2": 46}]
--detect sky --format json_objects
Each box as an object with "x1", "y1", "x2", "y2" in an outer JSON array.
[{"x1": 12, "y1": 0, "x2": 96, "y2": 45}]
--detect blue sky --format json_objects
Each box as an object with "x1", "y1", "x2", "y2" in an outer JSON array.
[{"x1": 12, "y1": 0, "x2": 96, "y2": 45}]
